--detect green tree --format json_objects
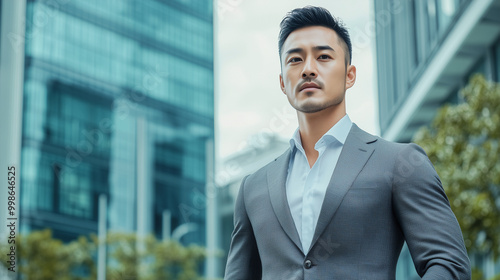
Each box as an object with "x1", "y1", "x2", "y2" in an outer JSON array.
[
  {"x1": 105, "y1": 232, "x2": 206, "y2": 280},
  {"x1": 0, "y1": 229, "x2": 96, "y2": 280},
  {"x1": 414, "y1": 74, "x2": 500, "y2": 276},
  {"x1": 1, "y1": 230, "x2": 207, "y2": 279}
]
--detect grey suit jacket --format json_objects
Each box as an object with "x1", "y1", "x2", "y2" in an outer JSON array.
[{"x1": 224, "y1": 124, "x2": 471, "y2": 280}]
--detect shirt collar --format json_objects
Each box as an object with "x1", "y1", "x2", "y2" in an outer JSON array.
[{"x1": 289, "y1": 114, "x2": 353, "y2": 152}]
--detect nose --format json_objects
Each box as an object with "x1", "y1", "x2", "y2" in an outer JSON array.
[{"x1": 301, "y1": 56, "x2": 317, "y2": 78}]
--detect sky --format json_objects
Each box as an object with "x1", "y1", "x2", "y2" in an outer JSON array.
[{"x1": 216, "y1": 0, "x2": 380, "y2": 159}]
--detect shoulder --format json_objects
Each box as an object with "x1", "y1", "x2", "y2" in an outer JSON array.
[
  {"x1": 354, "y1": 124, "x2": 423, "y2": 149},
  {"x1": 351, "y1": 124, "x2": 429, "y2": 161},
  {"x1": 378, "y1": 138, "x2": 429, "y2": 161}
]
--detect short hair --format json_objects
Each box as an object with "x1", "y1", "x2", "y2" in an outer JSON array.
[{"x1": 278, "y1": 6, "x2": 352, "y2": 65}]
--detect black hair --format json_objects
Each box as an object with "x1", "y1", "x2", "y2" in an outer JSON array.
[{"x1": 278, "y1": 6, "x2": 352, "y2": 65}]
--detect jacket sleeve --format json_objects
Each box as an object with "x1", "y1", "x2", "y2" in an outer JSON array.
[
  {"x1": 392, "y1": 143, "x2": 471, "y2": 280},
  {"x1": 224, "y1": 175, "x2": 262, "y2": 280}
]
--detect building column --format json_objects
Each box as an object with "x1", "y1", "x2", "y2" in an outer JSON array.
[{"x1": 0, "y1": 1, "x2": 26, "y2": 279}]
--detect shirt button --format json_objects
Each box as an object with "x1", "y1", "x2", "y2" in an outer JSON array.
[{"x1": 304, "y1": 259, "x2": 312, "y2": 269}]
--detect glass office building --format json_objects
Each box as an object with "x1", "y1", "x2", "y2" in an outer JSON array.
[
  {"x1": 375, "y1": 0, "x2": 500, "y2": 142},
  {"x1": 374, "y1": 0, "x2": 500, "y2": 278},
  {"x1": 20, "y1": 0, "x2": 214, "y2": 249}
]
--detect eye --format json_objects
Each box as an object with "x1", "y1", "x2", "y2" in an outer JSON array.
[
  {"x1": 318, "y1": 54, "x2": 331, "y2": 60},
  {"x1": 288, "y1": 57, "x2": 302, "y2": 63}
]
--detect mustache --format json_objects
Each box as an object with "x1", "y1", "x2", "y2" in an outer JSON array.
[{"x1": 296, "y1": 78, "x2": 324, "y2": 92}]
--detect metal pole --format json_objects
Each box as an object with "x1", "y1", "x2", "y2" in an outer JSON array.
[
  {"x1": 136, "y1": 117, "x2": 147, "y2": 241},
  {"x1": 162, "y1": 209, "x2": 171, "y2": 241},
  {"x1": 135, "y1": 117, "x2": 148, "y2": 277},
  {"x1": 205, "y1": 138, "x2": 218, "y2": 278},
  {"x1": 97, "y1": 194, "x2": 108, "y2": 280}
]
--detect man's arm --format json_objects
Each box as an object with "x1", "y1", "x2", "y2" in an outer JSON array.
[
  {"x1": 392, "y1": 143, "x2": 471, "y2": 280},
  {"x1": 224, "y1": 175, "x2": 262, "y2": 280}
]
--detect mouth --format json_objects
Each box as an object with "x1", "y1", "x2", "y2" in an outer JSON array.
[{"x1": 299, "y1": 82, "x2": 321, "y2": 92}]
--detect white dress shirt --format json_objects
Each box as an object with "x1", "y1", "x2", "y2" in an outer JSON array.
[{"x1": 286, "y1": 114, "x2": 352, "y2": 253}]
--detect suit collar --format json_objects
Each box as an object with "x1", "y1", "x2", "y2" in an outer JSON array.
[
  {"x1": 348, "y1": 123, "x2": 378, "y2": 145},
  {"x1": 267, "y1": 124, "x2": 378, "y2": 254},
  {"x1": 267, "y1": 148, "x2": 303, "y2": 253}
]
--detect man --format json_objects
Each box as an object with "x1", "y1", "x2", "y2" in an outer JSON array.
[{"x1": 224, "y1": 6, "x2": 471, "y2": 280}]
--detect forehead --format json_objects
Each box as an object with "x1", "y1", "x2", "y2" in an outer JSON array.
[{"x1": 282, "y1": 26, "x2": 342, "y2": 53}]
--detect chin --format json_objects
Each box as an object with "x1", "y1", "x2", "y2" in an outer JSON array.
[
  {"x1": 295, "y1": 97, "x2": 344, "y2": 113},
  {"x1": 296, "y1": 102, "x2": 327, "y2": 113}
]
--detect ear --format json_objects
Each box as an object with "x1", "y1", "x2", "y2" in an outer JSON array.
[
  {"x1": 345, "y1": 64, "x2": 356, "y2": 90},
  {"x1": 279, "y1": 73, "x2": 286, "y2": 94}
]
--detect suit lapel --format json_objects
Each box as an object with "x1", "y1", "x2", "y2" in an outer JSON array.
[
  {"x1": 267, "y1": 148, "x2": 303, "y2": 253},
  {"x1": 308, "y1": 124, "x2": 377, "y2": 251}
]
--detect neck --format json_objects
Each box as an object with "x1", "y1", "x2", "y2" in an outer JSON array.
[{"x1": 297, "y1": 104, "x2": 346, "y2": 153}]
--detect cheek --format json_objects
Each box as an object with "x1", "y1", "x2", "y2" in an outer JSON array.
[
  {"x1": 283, "y1": 72, "x2": 297, "y2": 89},
  {"x1": 324, "y1": 66, "x2": 346, "y2": 86}
]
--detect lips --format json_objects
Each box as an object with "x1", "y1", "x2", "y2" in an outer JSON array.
[{"x1": 299, "y1": 82, "x2": 321, "y2": 92}]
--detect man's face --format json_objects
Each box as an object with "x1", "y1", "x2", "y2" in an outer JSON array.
[{"x1": 279, "y1": 26, "x2": 356, "y2": 114}]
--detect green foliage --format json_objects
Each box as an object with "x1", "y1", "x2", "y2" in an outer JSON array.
[
  {"x1": 471, "y1": 266, "x2": 500, "y2": 280},
  {"x1": 414, "y1": 74, "x2": 500, "y2": 260},
  {"x1": 0, "y1": 229, "x2": 96, "y2": 280},
  {"x1": 1, "y1": 230, "x2": 206, "y2": 279},
  {"x1": 105, "y1": 232, "x2": 206, "y2": 280},
  {"x1": 472, "y1": 267, "x2": 485, "y2": 280}
]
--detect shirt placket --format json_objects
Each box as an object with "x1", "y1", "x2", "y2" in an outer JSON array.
[{"x1": 300, "y1": 145, "x2": 325, "y2": 253}]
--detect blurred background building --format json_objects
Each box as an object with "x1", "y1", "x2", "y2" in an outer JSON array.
[
  {"x1": 376, "y1": 0, "x2": 500, "y2": 142},
  {"x1": 374, "y1": 0, "x2": 500, "y2": 278},
  {"x1": 1, "y1": 0, "x2": 215, "y2": 271}
]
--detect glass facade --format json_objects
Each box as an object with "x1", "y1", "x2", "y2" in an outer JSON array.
[
  {"x1": 464, "y1": 56, "x2": 487, "y2": 84},
  {"x1": 375, "y1": 0, "x2": 470, "y2": 134},
  {"x1": 21, "y1": 0, "x2": 213, "y2": 246}
]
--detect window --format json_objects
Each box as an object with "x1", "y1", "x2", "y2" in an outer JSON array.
[
  {"x1": 426, "y1": 0, "x2": 439, "y2": 46},
  {"x1": 58, "y1": 167, "x2": 93, "y2": 218},
  {"x1": 412, "y1": 0, "x2": 428, "y2": 67},
  {"x1": 46, "y1": 83, "x2": 112, "y2": 156},
  {"x1": 437, "y1": 0, "x2": 458, "y2": 34},
  {"x1": 410, "y1": 0, "x2": 421, "y2": 68}
]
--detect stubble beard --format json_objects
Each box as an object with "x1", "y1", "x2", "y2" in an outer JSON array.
[{"x1": 293, "y1": 93, "x2": 345, "y2": 113}]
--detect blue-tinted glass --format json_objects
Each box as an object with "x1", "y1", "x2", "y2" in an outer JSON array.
[
  {"x1": 465, "y1": 57, "x2": 487, "y2": 84},
  {"x1": 21, "y1": 0, "x2": 214, "y2": 248},
  {"x1": 426, "y1": 0, "x2": 439, "y2": 45},
  {"x1": 437, "y1": 0, "x2": 458, "y2": 34}
]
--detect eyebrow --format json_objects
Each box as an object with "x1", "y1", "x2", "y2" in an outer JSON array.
[{"x1": 285, "y1": 45, "x2": 335, "y2": 56}]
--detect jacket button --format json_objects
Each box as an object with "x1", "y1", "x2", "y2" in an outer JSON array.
[{"x1": 304, "y1": 259, "x2": 312, "y2": 269}]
